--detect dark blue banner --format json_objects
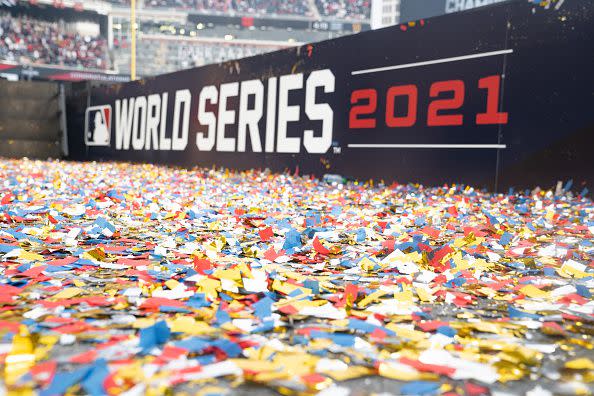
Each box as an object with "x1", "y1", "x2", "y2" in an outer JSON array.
[{"x1": 66, "y1": 0, "x2": 594, "y2": 191}]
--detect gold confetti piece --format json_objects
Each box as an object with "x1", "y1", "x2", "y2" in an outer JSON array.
[
  {"x1": 196, "y1": 278, "x2": 221, "y2": 300},
  {"x1": 415, "y1": 286, "x2": 434, "y2": 302},
  {"x1": 196, "y1": 387, "x2": 229, "y2": 396},
  {"x1": 272, "y1": 279, "x2": 311, "y2": 296},
  {"x1": 559, "y1": 260, "x2": 589, "y2": 278},
  {"x1": 359, "y1": 257, "x2": 377, "y2": 272},
  {"x1": 394, "y1": 288, "x2": 414, "y2": 303},
  {"x1": 18, "y1": 251, "x2": 44, "y2": 262},
  {"x1": 358, "y1": 289, "x2": 387, "y2": 308},
  {"x1": 51, "y1": 287, "x2": 83, "y2": 300},
  {"x1": 4, "y1": 332, "x2": 35, "y2": 386},
  {"x1": 133, "y1": 318, "x2": 156, "y2": 329},
  {"x1": 230, "y1": 359, "x2": 279, "y2": 372},
  {"x1": 83, "y1": 248, "x2": 106, "y2": 262},
  {"x1": 520, "y1": 285, "x2": 550, "y2": 299},
  {"x1": 164, "y1": 279, "x2": 180, "y2": 290},
  {"x1": 494, "y1": 360, "x2": 529, "y2": 383},
  {"x1": 385, "y1": 323, "x2": 428, "y2": 342},
  {"x1": 378, "y1": 362, "x2": 435, "y2": 381},
  {"x1": 565, "y1": 357, "x2": 594, "y2": 370},
  {"x1": 168, "y1": 317, "x2": 214, "y2": 335}
]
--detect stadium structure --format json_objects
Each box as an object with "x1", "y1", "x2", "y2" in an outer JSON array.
[{"x1": 0, "y1": 0, "x2": 371, "y2": 81}]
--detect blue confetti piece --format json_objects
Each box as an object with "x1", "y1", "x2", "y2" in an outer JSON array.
[
  {"x1": 139, "y1": 320, "x2": 171, "y2": 353},
  {"x1": 253, "y1": 296, "x2": 273, "y2": 319},
  {"x1": 40, "y1": 366, "x2": 91, "y2": 396},
  {"x1": 212, "y1": 339, "x2": 242, "y2": 357},
  {"x1": 311, "y1": 331, "x2": 356, "y2": 347},
  {"x1": 282, "y1": 229, "x2": 302, "y2": 250},
  {"x1": 0, "y1": 244, "x2": 18, "y2": 253},
  {"x1": 348, "y1": 319, "x2": 395, "y2": 336},
  {"x1": 195, "y1": 354, "x2": 217, "y2": 365},
  {"x1": 576, "y1": 284, "x2": 592, "y2": 298},
  {"x1": 355, "y1": 228, "x2": 366, "y2": 242},
  {"x1": 175, "y1": 337, "x2": 209, "y2": 352},
  {"x1": 159, "y1": 306, "x2": 190, "y2": 313},
  {"x1": 400, "y1": 381, "x2": 440, "y2": 395},
  {"x1": 436, "y1": 326, "x2": 457, "y2": 338},
  {"x1": 564, "y1": 179, "x2": 573, "y2": 192},
  {"x1": 17, "y1": 263, "x2": 31, "y2": 272},
  {"x1": 304, "y1": 279, "x2": 319, "y2": 294},
  {"x1": 252, "y1": 320, "x2": 275, "y2": 333},
  {"x1": 186, "y1": 294, "x2": 211, "y2": 309},
  {"x1": 81, "y1": 359, "x2": 109, "y2": 396},
  {"x1": 508, "y1": 305, "x2": 541, "y2": 320},
  {"x1": 215, "y1": 307, "x2": 231, "y2": 324},
  {"x1": 543, "y1": 267, "x2": 555, "y2": 276}
]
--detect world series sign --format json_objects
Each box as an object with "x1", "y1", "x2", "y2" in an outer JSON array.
[{"x1": 67, "y1": 0, "x2": 594, "y2": 191}]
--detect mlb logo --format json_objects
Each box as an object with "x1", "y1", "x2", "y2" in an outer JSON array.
[{"x1": 85, "y1": 105, "x2": 112, "y2": 146}]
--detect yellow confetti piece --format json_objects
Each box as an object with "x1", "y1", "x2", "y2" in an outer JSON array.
[
  {"x1": 214, "y1": 267, "x2": 242, "y2": 281},
  {"x1": 51, "y1": 287, "x2": 83, "y2": 300},
  {"x1": 386, "y1": 323, "x2": 428, "y2": 342},
  {"x1": 272, "y1": 279, "x2": 311, "y2": 296},
  {"x1": 559, "y1": 261, "x2": 589, "y2": 278},
  {"x1": 230, "y1": 359, "x2": 279, "y2": 372},
  {"x1": 359, "y1": 257, "x2": 377, "y2": 272},
  {"x1": 197, "y1": 278, "x2": 221, "y2": 300},
  {"x1": 358, "y1": 289, "x2": 387, "y2": 308},
  {"x1": 415, "y1": 287, "x2": 434, "y2": 302},
  {"x1": 378, "y1": 362, "x2": 434, "y2": 381},
  {"x1": 394, "y1": 289, "x2": 414, "y2": 304},
  {"x1": 133, "y1": 318, "x2": 156, "y2": 328},
  {"x1": 165, "y1": 279, "x2": 180, "y2": 290},
  {"x1": 4, "y1": 333, "x2": 35, "y2": 386},
  {"x1": 565, "y1": 358, "x2": 594, "y2": 370},
  {"x1": 18, "y1": 250, "x2": 44, "y2": 261},
  {"x1": 520, "y1": 285, "x2": 550, "y2": 299},
  {"x1": 324, "y1": 366, "x2": 373, "y2": 381}
]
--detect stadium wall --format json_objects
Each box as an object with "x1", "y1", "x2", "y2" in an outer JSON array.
[
  {"x1": 399, "y1": 0, "x2": 510, "y2": 23},
  {"x1": 66, "y1": 0, "x2": 594, "y2": 191},
  {"x1": 0, "y1": 80, "x2": 64, "y2": 158}
]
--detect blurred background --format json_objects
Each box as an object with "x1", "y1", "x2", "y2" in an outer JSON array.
[{"x1": 0, "y1": 0, "x2": 509, "y2": 80}]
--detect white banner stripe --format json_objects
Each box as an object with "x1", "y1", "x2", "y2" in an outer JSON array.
[
  {"x1": 351, "y1": 49, "x2": 513, "y2": 76},
  {"x1": 347, "y1": 144, "x2": 507, "y2": 149}
]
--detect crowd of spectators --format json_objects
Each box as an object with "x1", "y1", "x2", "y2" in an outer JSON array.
[
  {"x1": 315, "y1": 0, "x2": 371, "y2": 19},
  {"x1": 108, "y1": 0, "x2": 315, "y2": 18},
  {"x1": 106, "y1": 0, "x2": 370, "y2": 20},
  {"x1": 232, "y1": 0, "x2": 312, "y2": 16},
  {"x1": 142, "y1": 0, "x2": 312, "y2": 16},
  {"x1": 0, "y1": 13, "x2": 109, "y2": 70}
]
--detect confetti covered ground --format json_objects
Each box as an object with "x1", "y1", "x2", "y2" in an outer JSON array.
[{"x1": 0, "y1": 158, "x2": 593, "y2": 396}]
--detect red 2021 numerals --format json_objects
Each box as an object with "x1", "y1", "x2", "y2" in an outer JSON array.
[
  {"x1": 385, "y1": 85, "x2": 417, "y2": 127},
  {"x1": 476, "y1": 75, "x2": 508, "y2": 125},
  {"x1": 427, "y1": 80, "x2": 465, "y2": 126},
  {"x1": 349, "y1": 88, "x2": 377, "y2": 129},
  {"x1": 349, "y1": 75, "x2": 508, "y2": 129}
]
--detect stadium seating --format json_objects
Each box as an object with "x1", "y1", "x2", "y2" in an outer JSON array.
[
  {"x1": 0, "y1": 12, "x2": 109, "y2": 70},
  {"x1": 114, "y1": 36, "x2": 286, "y2": 76},
  {"x1": 109, "y1": 0, "x2": 316, "y2": 18},
  {"x1": 315, "y1": 0, "x2": 371, "y2": 19},
  {"x1": 105, "y1": 0, "x2": 372, "y2": 20}
]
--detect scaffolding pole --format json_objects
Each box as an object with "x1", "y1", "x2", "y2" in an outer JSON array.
[{"x1": 130, "y1": 0, "x2": 136, "y2": 80}]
